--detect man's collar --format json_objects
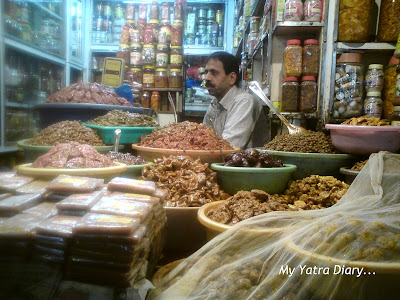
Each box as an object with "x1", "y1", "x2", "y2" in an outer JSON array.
[{"x1": 217, "y1": 86, "x2": 240, "y2": 110}]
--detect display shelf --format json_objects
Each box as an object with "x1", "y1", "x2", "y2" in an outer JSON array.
[
  {"x1": 184, "y1": 46, "x2": 224, "y2": 56},
  {"x1": 0, "y1": 146, "x2": 19, "y2": 154},
  {"x1": 337, "y1": 42, "x2": 396, "y2": 51},
  {"x1": 269, "y1": 111, "x2": 318, "y2": 119},
  {"x1": 143, "y1": 88, "x2": 183, "y2": 92},
  {"x1": 273, "y1": 22, "x2": 324, "y2": 35},
  {"x1": 31, "y1": 2, "x2": 62, "y2": 21},
  {"x1": 5, "y1": 102, "x2": 31, "y2": 109},
  {"x1": 91, "y1": 44, "x2": 119, "y2": 53}
]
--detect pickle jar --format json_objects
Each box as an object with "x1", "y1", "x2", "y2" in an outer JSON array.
[
  {"x1": 300, "y1": 76, "x2": 317, "y2": 113},
  {"x1": 151, "y1": 91, "x2": 161, "y2": 110},
  {"x1": 283, "y1": 39, "x2": 302, "y2": 78},
  {"x1": 170, "y1": 46, "x2": 183, "y2": 69},
  {"x1": 156, "y1": 44, "x2": 169, "y2": 68},
  {"x1": 159, "y1": 21, "x2": 171, "y2": 44},
  {"x1": 119, "y1": 26, "x2": 130, "y2": 45},
  {"x1": 338, "y1": 0, "x2": 372, "y2": 42},
  {"x1": 144, "y1": 25, "x2": 154, "y2": 44},
  {"x1": 383, "y1": 57, "x2": 400, "y2": 119},
  {"x1": 171, "y1": 20, "x2": 183, "y2": 46},
  {"x1": 365, "y1": 64, "x2": 384, "y2": 93},
  {"x1": 129, "y1": 67, "x2": 143, "y2": 84},
  {"x1": 364, "y1": 91, "x2": 382, "y2": 118},
  {"x1": 302, "y1": 39, "x2": 319, "y2": 77},
  {"x1": 142, "y1": 44, "x2": 156, "y2": 65},
  {"x1": 161, "y1": 3, "x2": 170, "y2": 22},
  {"x1": 169, "y1": 69, "x2": 182, "y2": 88},
  {"x1": 137, "y1": 20, "x2": 147, "y2": 43},
  {"x1": 155, "y1": 68, "x2": 168, "y2": 88},
  {"x1": 149, "y1": 19, "x2": 159, "y2": 43},
  {"x1": 130, "y1": 29, "x2": 140, "y2": 45},
  {"x1": 143, "y1": 65, "x2": 155, "y2": 88},
  {"x1": 142, "y1": 91, "x2": 151, "y2": 108},
  {"x1": 377, "y1": 0, "x2": 400, "y2": 42},
  {"x1": 150, "y1": 1, "x2": 159, "y2": 20},
  {"x1": 391, "y1": 106, "x2": 400, "y2": 125},
  {"x1": 130, "y1": 44, "x2": 142, "y2": 66},
  {"x1": 116, "y1": 44, "x2": 130, "y2": 65},
  {"x1": 281, "y1": 77, "x2": 299, "y2": 112}
]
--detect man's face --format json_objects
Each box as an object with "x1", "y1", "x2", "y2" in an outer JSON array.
[{"x1": 205, "y1": 58, "x2": 237, "y2": 100}]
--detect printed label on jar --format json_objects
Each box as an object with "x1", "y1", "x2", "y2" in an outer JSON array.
[
  {"x1": 170, "y1": 54, "x2": 182, "y2": 64},
  {"x1": 143, "y1": 74, "x2": 155, "y2": 84},
  {"x1": 364, "y1": 102, "x2": 382, "y2": 116},
  {"x1": 392, "y1": 120, "x2": 400, "y2": 126},
  {"x1": 156, "y1": 53, "x2": 168, "y2": 65},
  {"x1": 284, "y1": 3, "x2": 303, "y2": 21},
  {"x1": 304, "y1": 2, "x2": 322, "y2": 21},
  {"x1": 130, "y1": 52, "x2": 141, "y2": 65}
]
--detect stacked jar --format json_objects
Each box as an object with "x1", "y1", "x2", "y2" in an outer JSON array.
[
  {"x1": 383, "y1": 57, "x2": 400, "y2": 119},
  {"x1": 247, "y1": 17, "x2": 260, "y2": 55}
]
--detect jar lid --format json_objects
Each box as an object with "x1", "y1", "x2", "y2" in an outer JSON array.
[
  {"x1": 302, "y1": 76, "x2": 316, "y2": 81},
  {"x1": 149, "y1": 19, "x2": 159, "y2": 24},
  {"x1": 143, "y1": 44, "x2": 155, "y2": 48},
  {"x1": 157, "y1": 43, "x2": 169, "y2": 49},
  {"x1": 283, "y1": 76, "x2": 298, "y2": 82},
  {"x1": 286, "y1": 39, "x2": 301, "y2": 46},
  {"x1": 173, "y1": 20, "x2": 183, "y2": 26},
  {"x1": 137, "y1": 20, "x2": 147, "y2": 25},
  {"x1": 130, "y1": 43, "x2": 141, "y2": 49},
  {"x1": 119, "y1": 44, "x2": 129, "y2": 48},
  {"x1": 337, "y1": 53, "x2": 362, "y2": 63},
  {"x1": 171, "y1": 46, "x2": 182, "y2": 49},
  {"x1": 127, "y1": 20, "x2": 135, "y2": 25},
  {"x1": 152, "y1": 91, "x2": 160, "y2": 95},
  {"x1": 366, "y1": 91, "x2": 382, "y2": 96},
  {"x1": 170, "y1": 69, "x2": 182, "y2": 72},
  {"x1": 130, "y1": 67, "x2": 142, "y2": 71},
  {"x1": 304, "y1": 39, "x2": 318, "y2": 45},
  {"x1": 368, "y1": 64, "x2": 383, "y2": 69},
  {"x1": 144, "y1": 65, "x2": 155, "y2": 69},
  {"x1": 156, "y1": 68, "x2": 168, "y2": 71},
  {"x1": 145, "y1": 25, "x2": 153, "y2": 29},
  {"x1": 393, "y1": 106, "x2": 400, "y2": 112},
  {"x1": 160, "y1": 21, "x2": 171, "y2": 26},
  {"x1": 388, "y1": 56, "x2": 400, "y2": 66}
]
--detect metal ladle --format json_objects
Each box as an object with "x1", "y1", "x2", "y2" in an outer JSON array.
[
  {"x1": 249, "y1": 81, "x2": 307, "y2": 135},
  {"x1": 113, "y1": 129, "x2": 121, "y2": 152}
]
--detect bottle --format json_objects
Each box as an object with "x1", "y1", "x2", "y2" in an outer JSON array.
[
  {"x1": 156, "y1": 44, "x2": 169, "y2": 68},
  {"x1": 155, "y1": 68, "x2": 168, "y2": 88},
  {"x1": 281, "y1": 77, "x2": 299, "y2": 112},
  {"x1": 142, "y1": 91, "x2": 151, "y2": 108},
  {"x1": 365, "y1": 64, "x2": 384, "y2": 93},
  {"x1": 151, "y1": 91, "x2": 161, "y2": 110},
  {"x1": 300, "y1": 76, "x2": 318, "y2": 113},
  {"x1": 143, "y1": 65, "x2": 155, "y2": 88},
  {"x1": 391, "y1": 106, "x2": 400, "y2": 125},
  {"x1": 169, "y1": 69, "x2": 182, "y2": 88},
  {"x1": 382, "y1": 57, "x2": 399, "y2": 119},
  {"x1": 283, "y1": 39, "x2": 302, "y2": 78},
  {"x1": 364, "y1": 91, "x2": 382, "y2": 118},
  {"x1": 170, "y1": 46, "x2": 183, "y2": 69}
]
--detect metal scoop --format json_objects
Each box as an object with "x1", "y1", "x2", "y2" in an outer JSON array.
[
  {"x1": 113, "y1": 129, "x2": 121, "y2": 152},
  {"x1": 249, "y1": 81, "x2": 307, "y2": 135}
]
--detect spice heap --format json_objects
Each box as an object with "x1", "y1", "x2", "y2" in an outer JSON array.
[
  {"x1": 28, "y1": 121, "x2": 104, "y2": 146},
  {"x1": 106, "y1": 151, "x2": 146, "y2": 166},
  {"x1": 140, "y1": 155, "x2": 230, "y2": 207},
  {"x1": 341, "y1": 116, "x2": 391, "y2": 126},
  {"x1": 263, "y1": 131, "x2": 338, "y2": 153},
  {"x1": 223, "y1": 149, "x2": 283, "y2": 168},
  {"x1": 31, "y1": 142, "x2": 114, "y2": 169},
  {"x1": 351, "y1": 160, "x2": 368, "y2": 171},
  {"x1": 45, "y1": 82, "x2": 132, "y2": 106},
  {"x1": 138, "y1": 121, "x2": 233, "y2": 150},
  {"x1": 86, "y1": 110, "x2": 157, "y2": 127}
]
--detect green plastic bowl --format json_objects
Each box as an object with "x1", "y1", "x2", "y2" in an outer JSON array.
[
  {"x1": 259, "y1": 149, "x2": 356, "y2": 180},
  {"x1": 210, "y1": 163, "x2": 297, "y2": 195},
  {"x1": 83, "y1": 123, "x2": 156, "y2": 144},
  {"x1": 120, "y1": 162, "x2": 152, "y2": 178}
]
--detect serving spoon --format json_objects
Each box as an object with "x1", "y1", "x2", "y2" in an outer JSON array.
[
  {"x1": 249, "y1": 81, "x2": 307, "y2": 135},
  {"x1": 113, "y1": 129, "x2": 121, "y2": 152}
]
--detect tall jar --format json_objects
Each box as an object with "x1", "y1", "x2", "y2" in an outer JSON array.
[
  {"x1": 338, "y1": 0, "x2": 372, "y2": 42},
  {"x1": 159, "y1": 21, "x2": 171, "y2": 44},
  {"x1": 144, "y1": 26, "x2": 154, "y2": 44},
  {"x1": 156, "y1": 44, "x2": 169, "y2": 68},
  {"x1": 155, "y1": 68, "x2": 168, "y2": 88},
  {"x1": 333, "y1": 53, "x2": 364, "y2": 118},
  {"x1": 304, "y1": 0, "x2": 323, "y2": 22},
  {"x1": 364, "y1": 91, "x2": 382, "y2": 118},
  {"x1": 365, "y1": 64, "x2": 384, "y2": 93},
  {"x1": 116, "y1": 44, "x2": 130, "y2": 65},
  {"x1": 149, "y1": 19, "x2": 159, "y2": 43},
  {"x1": 281, "y1": 77, "x2": 299, "y2": 112},
  {"x1": 119, "y1": 26, "x2": 130, "y2": 45},
  {"x1": 130, "y1": 44, "x2": 142, "y2": 66},
  {"x1": 161, "y1": 3, "x2": 170, "y2": 22},
  {"x1": 126, "y1": 4, "x2": 135, "y2": 20},
  {"x1": 142, "y1": 44, "x2": 156, "y2": 65},
  {"x1": 150, "y1": 1, "x2": 159, "y2": 20},
  {"x1": 377, "y1": 0, "x2": 400, "y2": 42},
  {"x1": 382, "y1": 57, "x2": 399, "y2": 119},
  {"x1": 300, "y1": 76, "x2": 318, "y2": 113},
  {"x1": 302, "y1": 39, "x2": 320, "y2": 77},
  {"x1": 143, "y1": 65, "x2": 155, "y2": 88},
  {"x1": 284, "y1": 0, "x2": 303, "y2": 21},
  {"x1": 151, "y1": 91, "x2": 161, "y2": 110},
  {"x1": 169, "y1": 69, "x2": 182, "y2": 88},
  {"x1": 171, "y1": 20, "x2": 183, "y2": 46},
  {"x1": 283, "y1": 39, "x2": 302, "y2": 78},
  {"x1": 137, "y1": 20, "x2": 147, "y2": 44},
  {"x1": 129, "y1": 67, "x2": 143, "y2": 84},
  {"x1": 142, "y1": 91, "x2": 151, "y2": 108},
  {"x1": 170, "y1": 46, "x2": 183, "y2": 69}
]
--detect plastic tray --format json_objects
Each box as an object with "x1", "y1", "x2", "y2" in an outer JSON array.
[{"x1": 83, "y1": 123, "x2": 156, "y2": 144}]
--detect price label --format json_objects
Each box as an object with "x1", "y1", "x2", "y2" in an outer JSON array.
[{"x1": 102, "y1": 57, "x2": 125, "y2": 88}]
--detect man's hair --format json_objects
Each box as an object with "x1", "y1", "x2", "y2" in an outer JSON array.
[{"x1": 206, "y1": 51, "x2": 240, "y2": 86}]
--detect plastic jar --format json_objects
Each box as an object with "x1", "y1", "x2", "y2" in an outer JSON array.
[
  {"x1": 116, "y1": 44, "x2": 130, "y2": 65},
  {"x1": 130, "y1": 29, "x2": 140, "y2": 45},
  {"x1": 137, "y1": 20, "x2": 147, "y2": 43},
  {"x1": 119, "y1": 26, "x2": 130, "y2": 45},
  {"x1": 338, "y1": 0, "x2": 372, "y2": 42},
  {"x1": 171, "y1": 20, "x2": 183, "y2": 46},
  {"x1": 169, "y1": 69, "x2": 182, "y2": 88},
  {"x1": 151, "y1": 91, "x2": 161, "y2": 110},
  {"x1": 300, "y1": 76, "x2": 318, "y2": 113},
  {"x1": 143, "y1": 65, "x2": 155, "y2": 88},
  {"x1": 129, "y1": 67, "x2": 142, "y2": 84},
  {"x1": 142, "y1": 91, "x2": 151, "y2": 107},
  {"x1": 155, "y1": 68, "x2": 168, "y2": 88},
  {"x1": 149, "y1": 19, "x2": 159, "y2": 43},
  {"x1": 391, "y1": 106, "x2": 400, "y2": 125},
  {"x1": 303, "y1": 39, "x2": 320, "y2": 77},
  {"x1": 250, "y1": 17, "x2": 261, "y2": 33},
  {"x1": 170, "y1": 46, "x2": 183, "y2": 69},
  {"x1": 150, "y1": 1, "x2": 159, "y2": 20},
  {"x1": 158, "y1": 22, "x2": 171, "y2": 44},
  {"x1": 304, "y1": 0, "x2": 322, "y2": 22},
  {"x1": 130, "y1": 44, "x2": 142, "y2": 66},
  {"x1": 364, "y1": 91, "x2": 382, "y2": 118},
  {"x1": 174, "y1": 0, "x2": 183, "y2": 20},
  {"x1": 283, "y1": 39, "x2": 302, "y2": 78},
  {"x1": 161, "y1": 3, "x2": 170, "y2": 22},
  {"x1": 281, "y1": 77, "x2": 299, "y2": 112},
  {"x1": 333, "y1": 53, "x2": 365, "y2": 118},
  {"x1": 156, "y1": 44, "x2": 169, "y2": 68},
  {"x1": 144, "y1": 26, "x2": 154, "y2": 44},
  {"x1": 382, "y1": 57, "x2": 399, "y2": 119},
  {"x1": 365, "y1": 64, "x2": 384, "y2": 93},
  {"x1": 377, "y1": 0, "x2": 400, "y2": 42},
  {"x1": 284, "y1": 0, "x2": 303, "y2": 22},
  {"x1": 142, "y1": 44, "x2": 156, "y2": 65}
]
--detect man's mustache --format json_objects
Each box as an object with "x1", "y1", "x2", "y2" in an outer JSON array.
[{"x1": 205, "y1": 81, "x2": 214, "y2": 88}]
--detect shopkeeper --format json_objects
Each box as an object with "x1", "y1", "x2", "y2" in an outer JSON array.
[{"x1": 203, "y1": 51, "x2": 269, "y2": 149}]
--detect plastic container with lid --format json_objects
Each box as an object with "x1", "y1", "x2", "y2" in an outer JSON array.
[
  {"x1": 158, "y1": 22, "x2": 171, "y2": 44},
  {"x1": 174, "y1": 0, "x2": 183, "y2": 20},
  {"x1": 284, "y1": 0, "x2": 303, "y2": 21},
  {"x1": 365, "y1": 64, "x2": 384, "y2": 93},
  {"x1": 130, "y1": 44, "x2": 142, "y2": 66},
  {"x1": 170, "y1": 46, "x2": 183, "y2": 69},
  {"x1": 364, "y1": 91, "x2": 382, "y2": 118},
  {"x1": 333, "y1": 53, "x2": 365, "y2": 118},
  {"x1": 150, "y1": 1, "x2": 159, "y2": 20},
  {"x1": 156, "y1": 44, "x2": 169, "y2": 68},
  {"x1": 382, "y1": 57, "x2": 399, "y2": 119},
  {"x1": 125, "y1": 4, "x2": 135, "y2": 20},
  {"x1": 143, "y1": 65, "x2": 155, "y2": 88},
  {"x1": 137, "y1": 20, "x2": 147, "y2": 44},
  {"x1": 144, "y1": 26, "x2": 154, "y2": 44},
  {"x1": 119, "y1": 26, "x2": 130, "y2": 45},
  {"x1": 142, "y1": 91, "x2": 151, "y2": 108},
  {"x1": 377, "y1": 0, "x2": 400, "y2": 42},
  {"x1": 169, "y1": 69, "x2": 182, "y2": 88},
  {"x1": 249, "y1": 17, "x2": 261, "y2": 33},
  {"x1": 171, "y1": 20, "x2": 183, "y2": 46},
  {"x1": 130, "y1": 29, "x2": 140, "y2": 45},
  {"x1": 142, "y1": 44, "x2": 155, "y2": 65},
  {"x1": 155, "y1": 68, "x2": 168, "y2": 88},
  {"x1": 304, "y1": 0, "x2": 322, "y2": 22},
  {"x1": 128, "y1": 67, "x2": 142, "y2": 84},
  {"x1": 281, "y1": 77, "x2": 299, "y2": 112},
  {"x1": 116, "y1": 44, "x2": 130, "y2": 65},
  {"x1": 302, "y1": 39, "x2": 320, "y2": 77},
  {"x1": 151, "y1": 91, "x2": 161, "y2": 110},
  {"x1": 391, "y1": 106, "x2": 400, "y2": 125},
  {"x1": 149, "y1": 19, "x2": 159, "y2": 43},
  {"x1": 300, "y1": 76, "x2": 318, "y2": 113},
  {"x1": 283, "y1": 39, "x2": 302, "y2": 78},
  {"x1": 338, "y1": 0, "x2": 372, "y2": 42}
]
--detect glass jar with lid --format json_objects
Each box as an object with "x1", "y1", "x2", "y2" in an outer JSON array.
[
  {"x1": 116, "y1": 44, "x2": 130, "y2": 65},
  {"x1": 161, "y1": 3, "x2": 170, "y2": 22},
  {"x1": 156, "y1": 44, "x2": 169, "y2": 68},
  {"x1": 143, "y1": 65, "x2": 155, "y2": 88},
  {"x1": 144, "y1": 26, "x2": 154, "y2": 44},
  {"x1": 365, "y1": 64, "x2": 384, "y2": 93},
  {"x1": 159, "y1": 21, "x2": 171, "y2": 44},
  {"x1": 142, "y1": 91, "x2": 151, "y2": 108},
  {"x1": 130, "y1": 44, "x2": 142, "y2": 66},
  {"x1": 119, "y1": 25, "x2": 130, "y2": 45},
  {"x1": 171, "y1": 20, "x2": 183, "y2": 46},
  {"x1": 149, "y1": 19, "x2": 159, "y2": 43},
  {"x1": 300, "y1": 76, "x2": 318, "y2": 113},
  {"x1": 377, "y1": 0, "x2": 400, "y2": 42},
  {"x1": 304, "y1": 0, "x2": 322, "y2": 22},
  {"x1": 364, "y1": 91, "x2": 382, "y2": 118},
  {"x1": 391, "y1": 106, "x2": 400, "y2": 125},
  {"x1": 302, "y1": 39, "x2": 319, "y2": 77},
  {"x1": 281, "y1": 77, "x2": 299, "y2": 112},
  {"x1": 383, "y1": 57, "x2": 399, "y2": 119},
  {"x1": 137, "y1": 20, "x2": 147, "y2": 44},
  {"x1": 128, "y1": 67, "x2": 142, "y2": 84},
  {"x1": 150, "y1": 1, "x2": 159, "y2": 20},
  {"x1": 155, "y1": 68, "x2": 168, "y2": 88},
  {"x1": 169, "y1": 69, "x2": 182, "y2": 88},
  {"x1": 170, "y1": 46, "x2": 183, "y2": 69},
  {"x1": 151, "y1": 91, "x2": 161, "y2": 110},
  {"x1": 142, "y1": 44, "x2": 156, "y2": 65},
  {"x1": 333, "y1": 53, "x2": 365, "y2": 118},
  {"x1": 283, "y1": 39, "x2": 302, "y2": 78},
  {"x1": 284, "y1": 0, "x2": 303, "y2": 21},
  {"x1": 338, "y1": 0, "x2": 372, "y2": 42}
]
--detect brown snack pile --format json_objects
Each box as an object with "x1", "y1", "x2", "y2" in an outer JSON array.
[
  {"x1": 32, "y1": 142, "x2": 115, "y2": 169},
  {"x1": 28, "y1": 121, "x2": 105, "y2": 146},
  {"x1": 45, "y1": 82, "x2": 132, "y2": 106},
  {"x1": 341, "y1": 116, "x2": 391, "y2": 126},
  {"x1": 106, "y1": 151, "x2": 146, "y2": 165},
  {"x1": 223, "y1": 149, "x2": 283, "y2": 168},
  {"x1": 351, "y1": 160, "x2": 368, "y2": 171},
  {"x1": 263, "y1": 131, "x2": 338, "y2": 153},
  {"x1": 140, "y1": 155, "x2": 230, "y2": 207},
  {"x1": 87, "y1": 110, "x2": 157, "y2": 127},
  {"x1": 138, "y1": 121, "x2": 234, "y2": 150}
]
